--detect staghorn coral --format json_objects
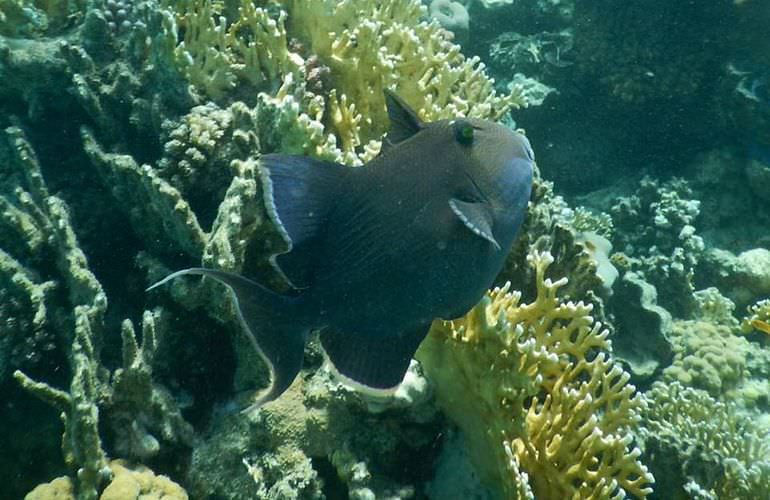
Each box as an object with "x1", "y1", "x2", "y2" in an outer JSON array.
[
  {"x1": 637, "y1": 381, "x2": 770, "y2": 500},
  {"x1": 1, "y1": 125, "x2": 110, "y2": 498},
  {"x1": 417, "y1": 251, "x2": 654, "y2": 499},
  {"x1": 168, "y1": 0, "x2": 527, "y2": 160},
  {"x1": 169, "y1": 0, "x2": 303, "y2": 101}
]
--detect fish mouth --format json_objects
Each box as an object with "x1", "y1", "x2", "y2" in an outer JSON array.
[{"x1": 462, "y1": 172, "x2": 491, "y2": 204}]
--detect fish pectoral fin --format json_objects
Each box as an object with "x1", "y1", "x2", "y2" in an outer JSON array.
[
  {"x1": 319, "y1": 324, "x2": 429, "y2": 394},
  {"x1": 449, "y1": 198, "x2": 501, "y2": 251}
]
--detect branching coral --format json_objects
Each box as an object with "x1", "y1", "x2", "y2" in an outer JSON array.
[
  {"x1": 417, "y1": 251, "x2": 654, "y2": 499},
  {"x1": 2, "y1": 126, "x2": 110, "y2": 499},
  {"x1": 638, "y1": 381, "x2": 770, "y2": 499},
  {"x1": 165, "y1": 0, "x2": 525, "y2": 161},
  {"x1": 169, "y1": 0, "x2": 303, "y2": 101},
  {"x1": 3, "y1": 127, "x2": 192, "y2": 498},
  {"x1": 280, "y1": 0, "x2": 524, "y2": 141},
  {"x1": 611, "y1": 176, "x2": 704, "y2": 317}
]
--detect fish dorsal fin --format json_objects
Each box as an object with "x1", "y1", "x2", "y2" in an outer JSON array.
[
  {"x1": 259, "y1": 154, "x2": 350, "y2": 288},
  {"x1": 381, "y1": 89, "x2": 423, "y2": 152},
  {"x1": 449, "y1": 198, "x2": 501, "y2": 251}
]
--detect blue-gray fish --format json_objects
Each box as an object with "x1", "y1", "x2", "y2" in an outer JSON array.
[{"x1": 148, "y1": 91, "x2": 534, "y2": 408}]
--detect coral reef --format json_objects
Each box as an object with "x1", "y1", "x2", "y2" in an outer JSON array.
[
  {"x1": 662, "y1": 320, "x2": 749, "y2": 398},
  {"x1": 11, "y1": 0, "x2": 768, "y2": 498},
  {"x1": 501, "y1": 175, "x2": 611, "y2": 310},
  {"x1": 698, "y1": 247, "x2": 770, "y2": 310},
  {"x1": 3, "y1": 125, "x2": 192, "y2": 498},
  {"x1": 417, "y1": 251, "x2": 654, "y2": 499},
  {"x1": 742, "y1": 299, "x2": 770, "y2": 336},
  {"x1": 0, "y1": 0, "x2": 545, "y2": 497},
  {"x1": 683, "y1": 150, "x2": 770, "y2": 252}
]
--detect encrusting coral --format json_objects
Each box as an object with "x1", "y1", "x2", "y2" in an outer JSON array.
[{"x1": 417, "y1": 251, "x2": 654, "y2": 499}]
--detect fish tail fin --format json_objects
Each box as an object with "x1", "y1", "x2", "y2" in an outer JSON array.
[{"x1": 147, "y1": 268, "x2": 308, "y2": 410}]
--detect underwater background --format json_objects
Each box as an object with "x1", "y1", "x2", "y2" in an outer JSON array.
[{"x1": 1, "y1": 0, "x2": 769, "y2": 499}]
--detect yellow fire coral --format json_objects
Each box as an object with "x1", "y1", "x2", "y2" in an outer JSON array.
[
  {"x1": 170, "y1": 0, "x2": 303, "y2": 101},
  {"x1": 417, "y1": 252, "x2": 654, "y2": 499},
  {"x1": 279, "y1": 0, "x2": 524, "y2": 144},
  {"x1": 166, "y1": 0, "x2": 524, "y2": 161}
]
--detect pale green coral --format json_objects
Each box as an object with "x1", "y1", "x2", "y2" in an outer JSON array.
[
  {"x1": 663, "y1": 320, "x2": 748, "y2": 397},
  {"x1": 5, "y1": 126, "x2": 193, "y2": 498},
  {"x1": 694, "y1": 287, "x2": 739, "y2": 329},
  {"x1": 2, "y1": 125, "x2": 109, "y2": 499},
  {"x1": 164, "y1": 0, "x2": 525, "y2": 162},
  {"x1": 280, "y1": 0, "x2": 524, "y2": 144},
  {"x1": 638, "y1": 381, "x2": 770, "y2": 499},
  {"x1": 188, "y1": 358, "x2": 439, "y2": 499}
]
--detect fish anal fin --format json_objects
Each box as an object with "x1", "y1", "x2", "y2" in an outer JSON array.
[
  {"x1": 148, "y1": 268, "x2": 308, "y2": 410},
  {"x1": 449, "y1": 198, "x2": 501, "y2": 250},
  {"x1": 319, "y1": 324, "x2": 429, "y2": 394}
]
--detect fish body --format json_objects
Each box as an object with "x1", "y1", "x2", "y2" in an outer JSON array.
[{"x1": 149, "y1": 91, "x2": 534, "y2": 407}]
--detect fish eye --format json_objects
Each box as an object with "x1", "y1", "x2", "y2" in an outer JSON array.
[{"x1": 453, "y1": 119, "x2": 474, "y2": 145}]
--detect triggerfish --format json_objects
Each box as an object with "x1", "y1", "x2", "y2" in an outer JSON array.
[{"x1": 148, "y1": 91, "x2": 534, "y2": 408}]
